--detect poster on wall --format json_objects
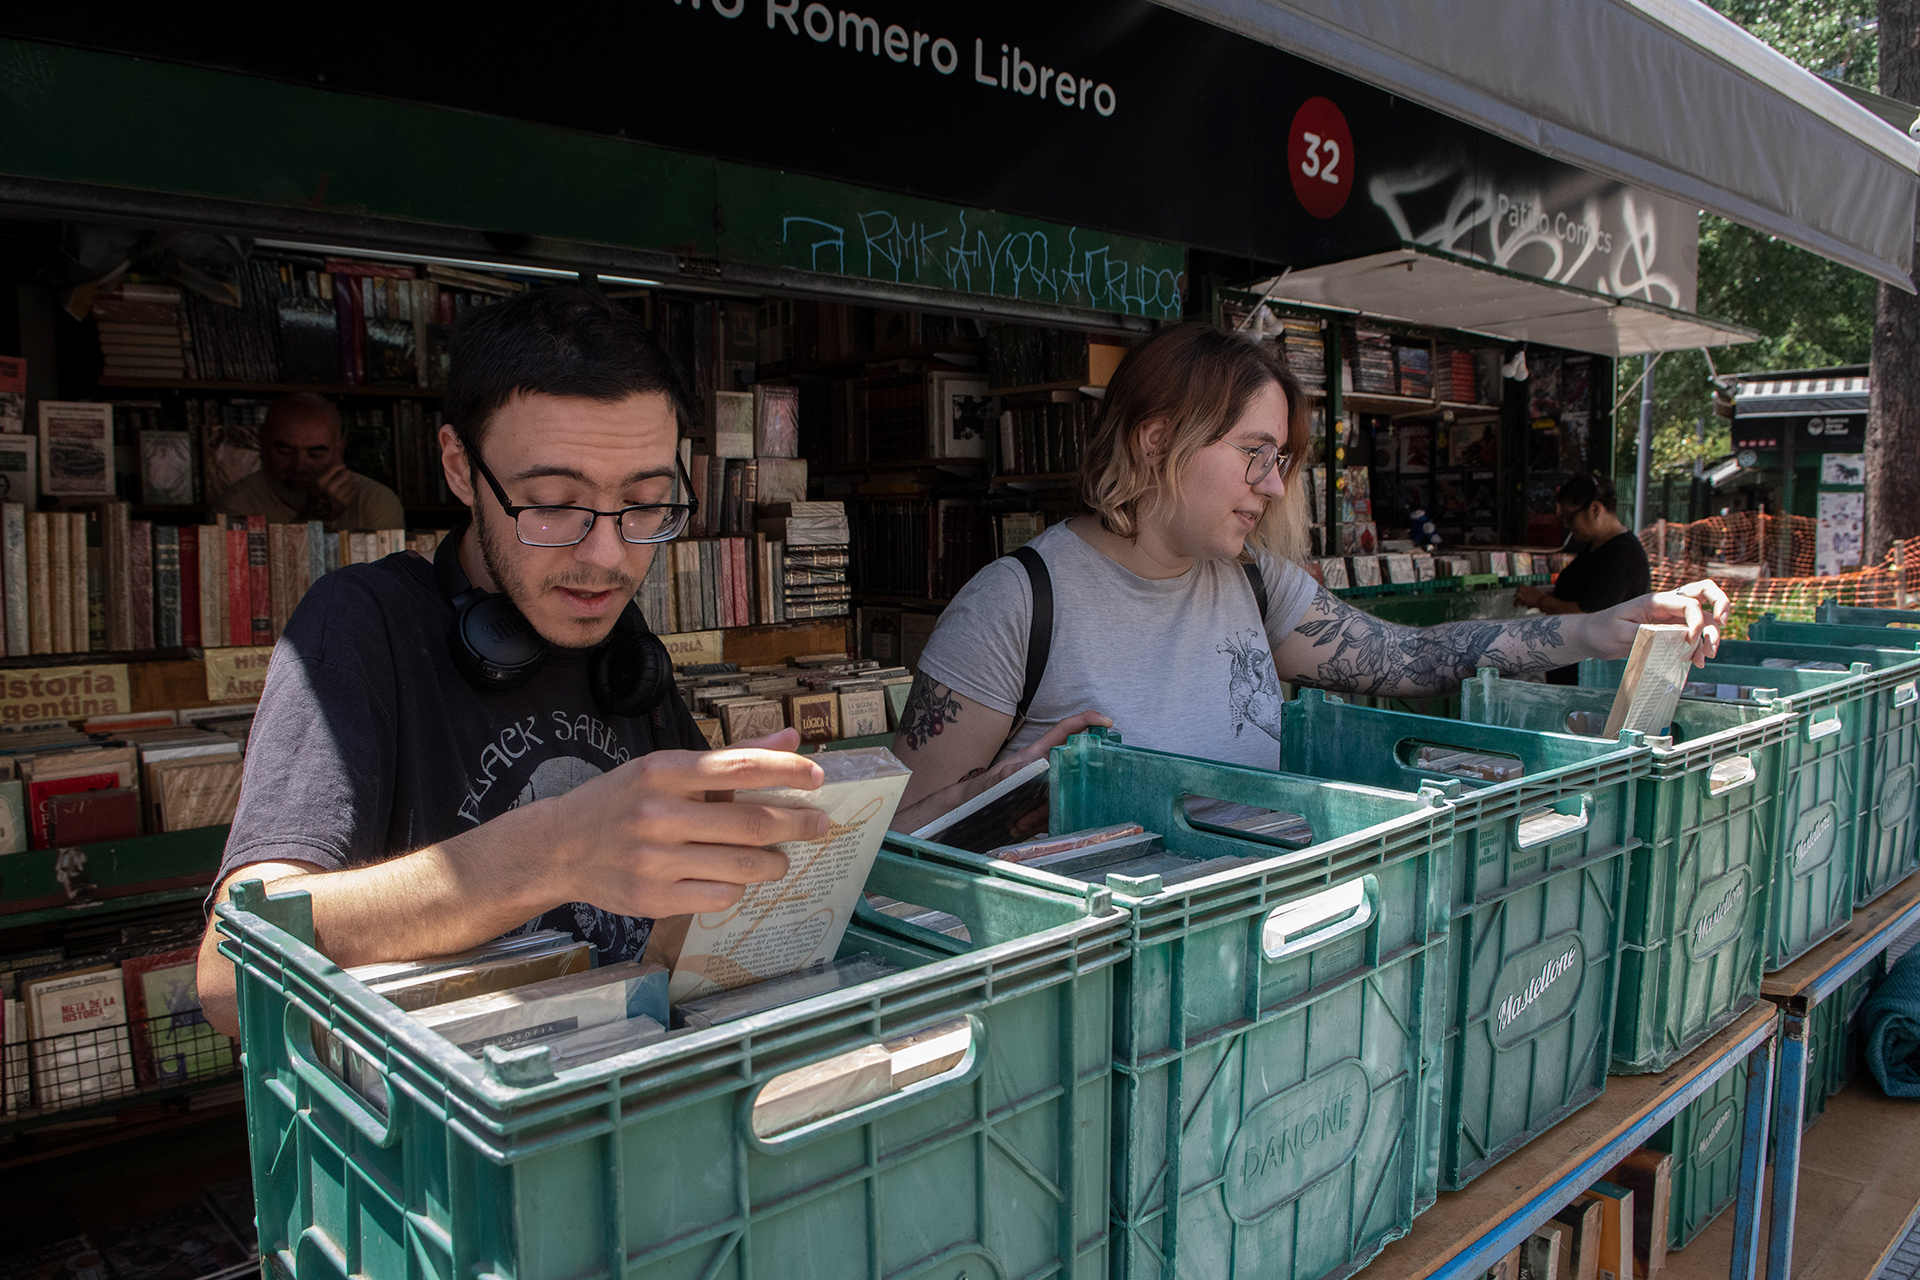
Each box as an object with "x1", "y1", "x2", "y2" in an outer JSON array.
[{"x1": 1817, "y1": 490, "x2": 1865, "y2": 576}]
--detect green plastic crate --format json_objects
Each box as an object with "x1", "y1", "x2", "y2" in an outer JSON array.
[
  {"x1": 1747, "y1": 617, "x2": 1920, "y2": 905},
  {"x1": 1815, "y1": 602, "x2": 1920, "y2": 627},
  {"x1": 892, "y1": 728, "x2": 1454, "y2": 1280},
  {"x1": 1276, "y1": 691, "x2": 1643, "y2": 1188},
  {"x1": 215, "y1": 847, "x2": 1131, "y2": 1280},
  {"x1": 1583, "y1": 656, "x2": 1870, "y2": 972},
  {"x1": 1647, "y1": 1056, "x2": 1751, "y2": 1250},
  {"x1": 1794, "y1": 955, "x2": 1886, "y2": 1129},
  {"x1": 1460, "y1": 673, "x2": 1793, "y2": 1073}
]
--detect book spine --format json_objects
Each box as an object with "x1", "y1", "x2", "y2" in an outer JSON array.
[
  {"x1": 106, "y1": 503, "x2": 133, "y2": 651},
  {"x1": 180, "y1": 526, "x2": 201, "y2": 649},
  {"x1": 226, "y1": 525, "x2": 250, "y2": 647},
  {"x1": 129, "y1": 519, "x2": 154, "y2": 651},
  {"x1": 25, "y1": 512, "x2": 48, "y2": 654},
  {"x1": 153, "y1": 524, "x2": 182, "y2": 648},
  {"x1": 267, "y1": 523, "x2": 290, "y2": 640},
  {"x1": 49, "y1": 510, "x2": 71, "y2": 653},
  {"x1": 307, "y1": 520, "x2": 325, "y2": 585},
  {"x1": 1, "y1": 503, "x2": 23, "y2": 658},
  {"x1": 75, "y1": 513, "x2": 97, "y2": 652},
  {"x1": 730, "y1": 538, "x2": 749, "y2": 627},
  {"x1": 198, "y1": 524, "x2": 222, "y2": 647},
  {"x1": 247, "y1": 515, "x2": 270, "y2": 645}
]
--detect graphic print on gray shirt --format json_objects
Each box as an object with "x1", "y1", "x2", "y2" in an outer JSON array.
[
  {"x1": 215, "y1": 550, "x2": 705, "y2": 962},
  {"x1": 916, "y1": 523, "x2": 1319, "y2": 769}
]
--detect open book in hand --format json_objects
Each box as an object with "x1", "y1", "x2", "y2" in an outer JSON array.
[{"x1": 648, "y1": 746, "x2": 911, "y2": 1004}]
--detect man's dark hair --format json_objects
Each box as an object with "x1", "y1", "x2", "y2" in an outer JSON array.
[
  {"x1": 443, "y1": 286, "x2": 693, "y2": 448},
  {"x1": 1555, "y1": 472, "x2": 1618, "y2": 512}
]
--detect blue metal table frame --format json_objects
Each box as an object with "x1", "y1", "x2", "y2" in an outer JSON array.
[
  {"x1": 1366, "y1": 1002, "x2": 1779, "y2": 1280},
  {"x1": 1762, "y1": 869, "x2": 1920, "y2": 1280}
]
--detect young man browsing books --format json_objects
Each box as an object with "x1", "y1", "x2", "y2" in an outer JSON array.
[{"x1": 194, "y1": 290, "x2": 825, "y2": 1037}]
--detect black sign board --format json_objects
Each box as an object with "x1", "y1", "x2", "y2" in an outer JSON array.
[
  {"x1": 0, "y1": 4, "x2": 1696, "y2": 303},
  {"x1": 1732, "y1": 413, "x2": 1867, "y2": 453}
]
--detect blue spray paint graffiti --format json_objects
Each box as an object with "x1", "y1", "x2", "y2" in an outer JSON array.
[{"x1": 776, "y1": 210, "x2": 1185, "y2": 319}]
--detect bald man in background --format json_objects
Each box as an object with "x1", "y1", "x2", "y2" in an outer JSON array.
[{"x1": 216, "y1": 392, "x2": 405, "y2": 531}]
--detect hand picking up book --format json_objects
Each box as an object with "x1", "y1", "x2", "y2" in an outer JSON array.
[{"x1": 316, "y1": 747, "x2": 971, "y2": 1136}]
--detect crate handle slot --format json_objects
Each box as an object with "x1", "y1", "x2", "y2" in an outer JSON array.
[
  {"x1": 286, "y1": 1005, "x2": 398, "y2": 1148},
  {"x1": 1707, "y1": 754, "x2": 1758, "y2": 795},
  {"x1": 1261, "y1": 877, "x2": 1374, "y2": 963},
  {"x1": 744, "y1": 1015, "x2": 982, "y2": 1149},
  {"x1": 1896, "y1": 681, "x2": 1917, "y2": 708},
  {"x1": 1808, "y1": 711, "x2": 1842, "y2": 742},
  {"x1": 1395, "y1": 738, "x2": 1526, "y2": 783},
  {"x1": 1514, "y1": 794, "x2": 1591, "y2": 849}
]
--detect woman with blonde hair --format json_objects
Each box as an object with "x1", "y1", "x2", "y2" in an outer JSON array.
[{"x1": 891, "y1": 322, "x2": 1727, "y2": 823}]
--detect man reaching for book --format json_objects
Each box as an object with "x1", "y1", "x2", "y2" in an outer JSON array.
[
  {"x1": 214, "y1": 391, "x2": 406, "y2": 531},
  {"x1": 195, "y1": 291, "x2": 822, "y2": 1038}
]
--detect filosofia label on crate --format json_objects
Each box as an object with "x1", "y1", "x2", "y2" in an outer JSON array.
[
  {"x1": 1490, "y1": 933, "x2": 1587, "y2": 1050},
  {"x1": 1684, "y1": 867, "x2": 1751, "y2": 961},
  {"x1": 0, "y1": 663, "x2": 129, "y2": 724},
  {"x1": 1223, "y1": 1058, "x2": 1372, "y2": 1223},
  {"x1": 1696, "y1": 1096, "x2": 1738, "y2": 1162},
  {"x1": 1788, "y1": 802, "x2": 1838, "y2": 878},
  {"x1": 205, "y1": 646, "x2": 276, "y2": 703}
]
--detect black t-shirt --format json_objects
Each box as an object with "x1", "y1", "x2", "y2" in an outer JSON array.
[
  {"x1": 1545, "y1": 530, "x2": 1653, "y2": 684},
  {"x1": 215, "y1": 551, "x2": 705, "y2": 962}
]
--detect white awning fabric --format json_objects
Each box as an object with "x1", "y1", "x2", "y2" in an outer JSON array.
[
  {"x1": 1156, "y1": 0, "x2": 1920, "y2": 289},
  {"x1": 1244, "y1": 245, "x2": 1758, "y2": 357}
]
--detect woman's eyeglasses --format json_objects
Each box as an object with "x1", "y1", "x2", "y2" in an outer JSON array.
[
  {"x1": 467, "y1": 449, "x2": 698, "y2": 547},
  {"x1": 1227, "y1": 441, "x2": 1289, "y2": 485}
]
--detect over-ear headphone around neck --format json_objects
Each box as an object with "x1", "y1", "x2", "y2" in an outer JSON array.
[{"x1": 432, "y1": 527, "x2": 673, "y2": 718}]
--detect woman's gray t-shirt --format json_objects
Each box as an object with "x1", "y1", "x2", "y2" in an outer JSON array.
[{"x1": 916, "y1": 523, "x2": 1319, "y2": 768}]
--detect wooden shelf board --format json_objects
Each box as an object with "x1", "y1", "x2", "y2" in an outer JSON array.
[
  {"x1": 1763, "y1": 869, "x2": 1920, "y2": 1002},
  {"x1": 96, "y1": 377, "x2": 442, "y2": 397},
  {"x1": 0, "y1": 884, "x2": 218, "y2": 933},
  {"x1": 849, "y1": 594, "x2": 951, "y2": 608},
  {"x1": 0, "y1": 647, "x2": 203, "y2": 669},
  {"x1": 820, "y1": 458, "x2": 985, "y2": 474},
  {"x1": 758, "y1": 341, "x2": 983, "y2": 379},
  {"x1": 990, "y1": 473, "x2": 1079, "y2": 489},
  {"x1": 1661, "y1": 1079, "x2": 1920, "y2": 1280},
  {"x1": 1363, "y1": 1002, "x2": 1779, "y2": 1280},
  {"x1": 0, "y1": 1096, "x2": 245, "y2": 1172}
]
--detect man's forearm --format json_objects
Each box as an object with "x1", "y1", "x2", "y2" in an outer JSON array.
[
  {"x1": 198, "y1": 802, "x2": 567, "y2": 1037},
  {"x1": 1285, "y1": 587, "x2": 1607, "y2": 696}
]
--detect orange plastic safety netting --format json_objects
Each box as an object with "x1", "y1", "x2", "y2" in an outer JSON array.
[{"x1": 1637, "y1": 516, "x2": 1920, "y2": 637}]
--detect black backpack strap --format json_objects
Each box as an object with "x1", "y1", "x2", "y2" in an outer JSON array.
[
  {"x1": 1009, "y1": 545, "x2": 1053, "y2": 746},
  {"x1": 1243, "y1": 559, "x2": 1270, "y2": 623}
]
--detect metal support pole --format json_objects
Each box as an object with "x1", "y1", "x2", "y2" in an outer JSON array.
[
  {"x1": 1634, "y1": 355, "x2": 1656, "y2": 533},
  {"x1": 1730, "y1": 1033, "x2": 1777, "y2": 1280},
  {"x1": 1767, "y1": 1006, "x2": 1811, "y2": 1280}
]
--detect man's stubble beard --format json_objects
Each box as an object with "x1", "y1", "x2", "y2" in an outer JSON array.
[{"x1": 473, "y1": 513, "x2": 639, "y2": 652}]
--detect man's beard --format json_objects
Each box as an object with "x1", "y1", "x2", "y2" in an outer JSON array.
[{"x1": 474, "y1": 515, "x2": 637, "y2": 651}]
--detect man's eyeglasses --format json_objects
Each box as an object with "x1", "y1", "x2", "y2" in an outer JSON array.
[
  {"x1": 1227, "y1": 440, "x2": 1290, "y2": 485},
  {"x1": 467, "y1": 448, "x2": 697, "y2": 547}
]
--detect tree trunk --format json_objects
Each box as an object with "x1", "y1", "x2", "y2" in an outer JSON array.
[{"x1": 1869, "y1": 0, "x2": 1920, "y2": 562}]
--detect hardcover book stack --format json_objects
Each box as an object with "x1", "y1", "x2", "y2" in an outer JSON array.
[
  {"x1": 1395, "y1": 343, "x2": 1432, "y2": 399},
  {"x1": 984, "y1": 324, "x2": 1090, "y2": 389},
  {"x1": 761, "y1": 501, "x2": 851, "y2": 620},
  {"x1": 1350, "y1": 326, "x2": 1397, "y2": 394},
  {"x1": 678, "y1": 655, "x2": 912, "y2": 749},
  {"x1": 0, "y1": 704, "x2": 256, "y2": 854},
  {"x1": 848, "y1": 497, "x2": 987, "y2": 602},
  {"x1": 91, "y1": 284, "x2": 193, "y2": 381},
  {"x1": 1278, "y1": 315, "x2": 1327, "y2": 391}
]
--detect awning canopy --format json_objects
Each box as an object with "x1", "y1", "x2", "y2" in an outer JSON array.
[
  {"x1": 1243, "y1": 245, "x2": 1758, "y2": 357},
  {"x1": 1734, "y1": 373, "x2": 1870, "y2": 417},
  {"x1": 1156, "y1": 0, "x2": 1920, "y2": 289}
]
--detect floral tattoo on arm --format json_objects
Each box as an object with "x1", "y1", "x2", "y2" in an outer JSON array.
[
  {"x1": 898, "y1": 673, "x2": 964, "y2": 750},
  {"x1": 1283, "y1": 586, "x2": 1567, "y2": 696}
]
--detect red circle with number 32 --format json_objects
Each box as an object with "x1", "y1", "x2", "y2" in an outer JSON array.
[{"x1": 1289, "y1": 97, "x2": 1353, "y2": 218}]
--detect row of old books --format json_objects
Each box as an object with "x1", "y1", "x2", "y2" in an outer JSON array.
[
  {"x1": 984, "y1": 324, "x2": 1091, "y2": 389},
  {"x1": 636, "y1": 530, "x2": 851, "y2": 634},
  {"x1": 998, "y1": 398, "x2": 1097, "y2": 476},
  {"x1": 2, "y1": 883, "x2": 237, "y2": 1115},
  {"x1": 88, "y1": 258, "x2": 521, "y2": 389},
  {"x1": 683, "y1": 450, "x2": 809, "y2": 540},
  {"x1": 0, "y1": 704, "x2": 255, "y2": 852},
  {"x1": 0, "y1": 503, "x2": 445, "y2": 657},
  {"x1": 678, "y1": 653, "x2": 914, "y2": 748},
  {"x1": 1311, "y1": 547, "x2": 1570, "y2": 591},
  {"x1": 849, "y1": 497, "x2": 988, "y2": 601},
  {"x1": 755, "y1": 297, "x2": 982, "y2": 368}
]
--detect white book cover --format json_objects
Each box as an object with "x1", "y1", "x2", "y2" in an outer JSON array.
[
  {"x1": 26, "y1": 967, "x2": 135, "y2": 1106},
  {"x1": 652, "y1": 747, "x2": 911, "y2": 1004}
]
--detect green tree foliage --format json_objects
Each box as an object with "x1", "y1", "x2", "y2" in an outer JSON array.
[{"x1": 1616, "y1": 1, "x2": 1881, "y2": 487}]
